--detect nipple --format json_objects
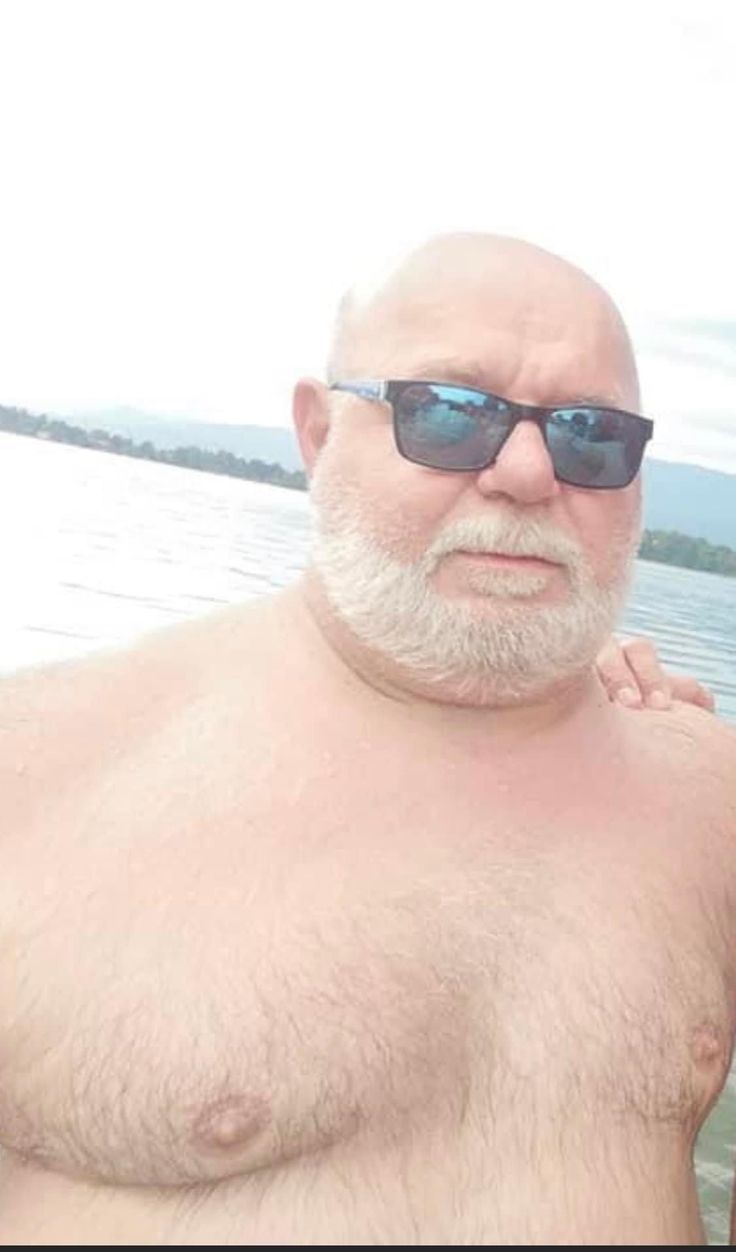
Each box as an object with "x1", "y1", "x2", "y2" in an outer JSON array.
[
  {"x1": 690, "y1": 1024, "x2": 725, "y2": 1068},
  {"x1": 192, "y1": 1095, "x2": 270, "y2": 1152}
]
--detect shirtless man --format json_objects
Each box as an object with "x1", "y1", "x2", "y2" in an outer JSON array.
[{"x1": 1, "y1": 233, "x2": 733, "y2": 1246}]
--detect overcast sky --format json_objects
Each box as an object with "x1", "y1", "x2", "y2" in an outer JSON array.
[{"x1": 1, "y1": 0, "x2": 735, "y2": 472}]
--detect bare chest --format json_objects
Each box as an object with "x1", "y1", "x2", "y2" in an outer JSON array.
[{"x1": 4, "y1": 713, "x2": 736, "y2": 1190}]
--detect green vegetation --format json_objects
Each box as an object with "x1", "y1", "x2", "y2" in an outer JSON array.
[
  {"x1": 0, "y1": 403, "x2": 307, "y2": 492},
  {"x1": 2, "y1": 403, "x2": 734, "y2": 576},
  {"x1": 639, "y1": 529, "x2": 736, "y2": 577}
]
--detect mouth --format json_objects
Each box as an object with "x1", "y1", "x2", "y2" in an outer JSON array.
[{"x1": 455, "y1": 550, "x2": 560, "y2": 570}]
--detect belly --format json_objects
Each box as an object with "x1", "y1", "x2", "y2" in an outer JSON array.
[{"x1": 0, "y1": 1122, "x2": 708, "y2": 1246}]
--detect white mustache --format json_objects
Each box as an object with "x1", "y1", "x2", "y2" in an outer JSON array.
[{"x1": 424, "y1": 514, "x2": 584, "y2": 570}]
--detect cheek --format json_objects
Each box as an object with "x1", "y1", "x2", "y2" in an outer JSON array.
[
  {"x1": 321, "y1": 424, "x2": 467, "y2": 556},
  {"x1": 565, "y1": 486, "x2": 641, "y2": 581},
  {"x1": 379, "y1": 466, "x2": 467, "y2": 553}
]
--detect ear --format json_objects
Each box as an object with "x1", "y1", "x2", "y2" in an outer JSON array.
[{"x1": 292, "y1": 377, "x2": 332, "y2": 477}]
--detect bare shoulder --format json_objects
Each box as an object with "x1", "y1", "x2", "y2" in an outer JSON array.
[
  {"x1": 0, "y1": 641, "x2": 174, "y2": 833},
  {"x1": 693, "y1": 704, "x2": 736, "y2": 815},
  {"x1": 666, "y1": 700, "x2": 736, "y2": 762},
  {"x1": 634, "y1": 699, "x2": 736, "y2": 820},
  {"x1": 0, "y1": 595, "x2": 289, "y2": 830}
]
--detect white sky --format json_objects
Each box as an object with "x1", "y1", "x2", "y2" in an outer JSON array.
[{"x1": 0, "y1": 0, "x2": 735, "y2": 472}]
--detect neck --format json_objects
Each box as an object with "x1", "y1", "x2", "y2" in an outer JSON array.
[{"x1": 286, "y1": 571, "x2": 610, "y2": 743}]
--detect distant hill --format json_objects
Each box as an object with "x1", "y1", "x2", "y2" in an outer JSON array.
[
  {"x1": 67, "y1": 407, "x2": 305, "y2": 471},
  {"x1": 15, "y1": 404, "x2": 736, "y2": 548},
  {"x1": 641, "y1": 459, "x2": 735, "y2": 548}
]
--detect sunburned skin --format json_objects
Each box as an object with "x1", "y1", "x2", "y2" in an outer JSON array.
[{"x1": 1, "y1": 233, "x2": 735, "y2": 1246}]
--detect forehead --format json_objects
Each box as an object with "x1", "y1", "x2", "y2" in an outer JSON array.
[
  {"x1": 396, "y1": 355, "x2": 623, "y2": 410},
  {"x1": 349, "y1": 267, "x2": 638, "y2": 411}
]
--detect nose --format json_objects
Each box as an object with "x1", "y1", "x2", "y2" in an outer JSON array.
[{"x1": 473, "y1": 419, "x2": 560, "y2": 505}]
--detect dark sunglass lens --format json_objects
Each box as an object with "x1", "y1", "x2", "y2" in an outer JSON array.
[
  {"x1": 546, "y1": 408, "x2": 646, "y2": 488},
  {"x1": 395, "y1": 384, "x2": 513, "y2": 469}
]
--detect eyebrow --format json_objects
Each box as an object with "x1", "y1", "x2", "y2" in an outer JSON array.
[{"x1": 405, "y1": 360, "x2": 620, "y2": 409}]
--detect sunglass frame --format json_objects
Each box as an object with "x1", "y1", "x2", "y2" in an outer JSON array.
[{"x1": 330, "y1": 379, "x2": 654, "y2": 489}]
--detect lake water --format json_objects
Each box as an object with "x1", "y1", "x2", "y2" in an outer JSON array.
[{"x1": 2, "y1": 430, "x2": 736, "y2": 1240}]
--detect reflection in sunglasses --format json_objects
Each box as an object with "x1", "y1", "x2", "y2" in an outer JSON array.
[{"x1": 409, "y1": 405, "x2": 482, "y2": 445}]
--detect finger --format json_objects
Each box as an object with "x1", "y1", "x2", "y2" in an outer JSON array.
[
  {"x1": 620, "y1": 638, "x2": 673, "y2": 709},
  {"x1": 595, "y1": 639, "x2": 644, "y2": 707},
  {"x1": 670, "y1": 675, "x2": 717, "y2": 713}
]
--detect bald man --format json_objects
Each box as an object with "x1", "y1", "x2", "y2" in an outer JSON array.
[{"x1": 0, "y1": 234, "x2": 733, "y2": 1246}]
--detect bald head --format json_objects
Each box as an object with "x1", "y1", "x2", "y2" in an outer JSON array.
[
  {"x1": 327, "y1": 232, "x2": 640, "y2": 411},
  {"x1": 302, "y1": 232, "x2": 645, "y2": 708}
]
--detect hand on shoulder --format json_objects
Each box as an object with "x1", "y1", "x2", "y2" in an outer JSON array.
[{"x1": 595, "y1": 635, "x2": 717, "y2": 714}]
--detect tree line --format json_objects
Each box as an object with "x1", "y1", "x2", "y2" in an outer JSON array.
[
  {"x1": 638, "y1": 529, "x2": 736, "y2": 577},
  {"x1": 2, "y1": 403, "x2": 734, "y2": 576},
  {"x1": 0, "y1": 403, "x2": 307, "y2": 492}
]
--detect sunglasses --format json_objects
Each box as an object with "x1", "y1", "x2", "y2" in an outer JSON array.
[{"x1": 329, "y1": 379, "x2": 654, "y2": 490}]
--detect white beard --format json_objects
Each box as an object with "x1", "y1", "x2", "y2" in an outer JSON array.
[{"x1": 309, "y1": 471, "x2": 637, "y2": 705}]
